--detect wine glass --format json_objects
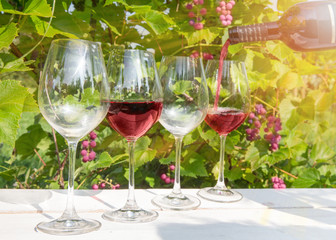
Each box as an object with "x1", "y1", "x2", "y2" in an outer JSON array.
[
  {"x1": 102, "y1": 49, "x2": 163, "y2": 223},
  {"x1": 151, "y1": 56, "x2": 208, "y2": 210},
  {"x1": 197, "y1": 60, "x2": 250, "y2": 202},
  {"x1": 37, "y1": 39, "x2": 109, "y2": 235}
]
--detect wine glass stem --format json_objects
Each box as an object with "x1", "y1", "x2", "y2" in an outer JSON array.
[
  {"x1": 124, "y1": 140, "x2": 138, "y2": 209},
  {"x1": 215, "y1": 134, "x2": 227, "y2": 190},
  {"x1": 61, "y1": 141, "x2": 79, "y2": 219},
  {"x1": 172, "y1": 136, "x2": 183, "y2": 195}
]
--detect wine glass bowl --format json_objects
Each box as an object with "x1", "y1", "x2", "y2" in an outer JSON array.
[
  {"x1": 151, "y1": 56, "x2": 208, "y2": 210},
  {"x1": 37, "y1": 39, "x2": 109, "y2": 235},
  {"x1": 102, "y1": 49, "x2": 162, "y2": 223},
  {"x1": 197, "y1": 60, "x2": 250, "y2": 203}
]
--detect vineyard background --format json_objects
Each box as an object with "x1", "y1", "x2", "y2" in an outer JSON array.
[{"x1": 1, "y1": 0, "x2": 336, "y2": 190}]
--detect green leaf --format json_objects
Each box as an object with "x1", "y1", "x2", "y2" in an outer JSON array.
[
  {"x1": 100, "y1": 19, "x2": 121, "y2": 36},
  {"x1": 245, "y1": 141, "x2": 269, "y2": 171},
  {"x1": 181, "y1": 152, "x2": 208, "y2": 178},
  {"x1": 87, "y1": 152, "x2": 127, "y2": 171},
  {"x1": 23, "y1": 0, "x2": 52, "y2": 17},
  {"x1": 184, "y1": 28, "x2": 217, "y2": 45},
  {"x1": 159, "y1": 151, "x2": 175, "y2": 165},
  {"x1": 261, "y1": 148, "x2": 290, "y2": 167},
  {"x1": 310, "y1": 142, "x2": 335, "y2": 162},
  {"x1": 145, "y1": 176, "x2": 155, "y2": 188},
  {"x1": 292, "y1": 168, "x2": 320, "y2": 188},
  {"x1": 0, "y1": 80, "x2": 31, "y2": 147},
  {"x1": 15, "y1": 124, "x2": 47, "y2": 158},
  {"x1": 140, "y1": 10, "x2": 175, "y2": 35},
  {"x1": 0, "y1": 23, "x2": 18, "y2": 50},
  {"x1": 277, "y1": 71, "x2": 303, "y2": 90},
  {"x1": 30, "y1": 16, "x2": 79, "y2": 39},
  {"x1": 0, "y1": 168, "x2": 16, "y2": 181},
  {"x1": 104, "y1": 0, "x2": 128, "y2": 7},
  {"x1": 297, "y1": 96, "x2": 315, "y2": 120},
  {"x1": 316, "y1": 92, "x2": 334, "y2": 112},
  {"x1": 0, "y1": 0, "x2": 52, "y2": 17},
  {"x1": 22, "y1": 92, "x2": 39, "y2": 112},
  {"x1": 266, "y1": 41, "x2": 292, "y2": 60},
  {"x1": 135, "y1": 149, "x2": 157, "y2": 168},
  {"x1": 0, "y1": 58, "x2": 34, "y2": 73},
  {"x1": 279, "y1": 98, "x2": 296, "y2": 124},
  {"x1": 135, "y1": 136, "x2": 151, "y2": 151},
  {"x1": 226, "y1": 167, "x2": 243, "y2": 181},
  {"x1": 277, "y1": 0, "x2": 306, "y2": 12}
]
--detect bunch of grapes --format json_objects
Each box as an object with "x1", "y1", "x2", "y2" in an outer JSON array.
[
  {"x1": 186, "y1": 0, "x2": 206, "y2": 30},
  {"x1": 246, "y1": 104, "x2": 282, "y2": 152},
  {"x1": 92, "y1": 178, "x2": 120, "y2": 190},
  {"x1": 80, "y1": 131, "x2": 97, "y2": 163},
  {"x1": 271, "y1": 177, "x2": 286, "y2": 189},
  {"x1": 264, "y1": 116, "x2": 282, "y2": 151},
  {"x1": 246, "y1": 104, "x2": 266, "y2": 141},
  {"x1": 190, "y1": 51, "x2": 214, "y2": 60},
  {"x1": 216, "y1": 0, "x2": 235, "y2": 26},
  {"x1": 160, "y1": 164, "x2": 175, "y2": 185}
]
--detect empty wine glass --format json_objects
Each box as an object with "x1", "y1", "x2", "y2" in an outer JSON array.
[
  {"x1": 151, "y1": 56, "x2": 208, "y2": 210},
  {"x1": 37, "y1": 39, "x2": 109, "y2": 235},
  {"x1": 102, "y1": 48, "x2": 163, "y2": 223},
  {"x1": 197, "y1": 60, "x2": 250, "y2": 202}
]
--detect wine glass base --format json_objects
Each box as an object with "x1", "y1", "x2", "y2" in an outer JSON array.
[
  {"x1": 102, "y1": 208, "x2": 158, "y2": 223},
  {"x1": 197, "y1": 187, "x2": 243, "y2": 203},
  {"x1": 36, "y1": 218, "x2": 101, "y2": 235},
  {"x1": 152, "y1": 193, "x2": 201, "y2": 210}
]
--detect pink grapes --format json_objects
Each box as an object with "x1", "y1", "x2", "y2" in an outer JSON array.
[
  {"x1": 246, "y1": 104, "x2": 282, "y2": 152},
  {"x1": 160, "y1": 164, "x2": 175, "y2": 185},
  {"x1": 272, "y1": 177, "x2": 286, "y2": 189},
  {"x1": 81, "y1": 131, "x2": 97, "y2": 163},
  {"x1": 186, "y1": 0, "x2": 235, "y2": 29}
]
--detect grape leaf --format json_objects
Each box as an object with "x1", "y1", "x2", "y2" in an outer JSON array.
[
  {"x1": 0, "y1": 0, "x2": 52, "y2": 17},
  {"x1": 0, "y1": 80, "x2": 32, "y2": 147},
  {"x1": 23, "y1": 0, "x2": 52, "y2": 17},
  {"x1": 0, "y1": 58, "x2": 34, "y2": 73},
  {"x1": 183, "y1": 28, "x2": 217, "y2": 45},
  {"x1": 15, "y1": 124, "x2": 47, "y2": 158},
  {"x1": 297, "y1": 96, "x2": 315, "y2": 120},
  {"x1": 266, "y1": 41, "x2": 292, "y2": 60},
  {"x1": 277, "y1": 0, "x2": 306, "y2": 12},
  {"x1": 0, "y1": 23, "x2": 17, "y2": 51},
  {"x1": 292, "y1": 168, "x2": 320, "y2": 188},
  {"x1": 30, "y1": 16, "x2": 78, "y2": 39},
  {"x1": 310, "y1": 142, "x2": 335, "y2": 162},
  {"x1": 245, "y1": 141, "x2": 269, "y2": 171},
  {"x1": 277, "y1": 72, "x2": 303, "y2": 90},
  {"x1": 135, "y1": 149, "x2": 157, "y2": 168},
  {"x1": 139, "y1": 10, "x2": 175, "y2": 35},
  {"x1": 181, "y1": 152, "x2": 207, "y2": 178}
]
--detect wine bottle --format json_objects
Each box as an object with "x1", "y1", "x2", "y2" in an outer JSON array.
[{"x1": 228, "y1": 1, "x2": 336, "y2": 51}]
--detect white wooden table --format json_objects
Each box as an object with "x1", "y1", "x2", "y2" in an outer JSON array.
[{"x1": 1, "y1": 188, "x2": 336, "y2": 239}]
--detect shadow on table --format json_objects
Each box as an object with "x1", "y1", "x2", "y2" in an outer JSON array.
[
  {"x1": 240, "y1": 189, "x2": 336, "y2": 226},
  {"x1": 154, "y1": 220, "x2": 336, "y2": 240}
]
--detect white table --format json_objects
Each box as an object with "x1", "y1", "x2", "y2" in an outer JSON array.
[{"x1": 1, "y1": 188, "x2": 336, "y2": 239}]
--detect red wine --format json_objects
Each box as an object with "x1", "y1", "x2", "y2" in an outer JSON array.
[
  {"x1": 214, "y1": 39, "x2": 230, "y2": 110},
  {"x1": 205, "y1": 108, "x2": 247, "y2": 136},
  {"x1": 229, "y1": 1, "x2": 336, "y2": 51},
  {"x1": 106, "y1": 101, "x2": 162, "y2": 140}
]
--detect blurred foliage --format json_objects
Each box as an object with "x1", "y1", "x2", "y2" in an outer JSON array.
[{"x1": 1, "y1": 0, "x2": 336, "y2": 190}]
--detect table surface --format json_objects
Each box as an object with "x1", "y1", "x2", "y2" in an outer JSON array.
[{"x1": 0, "y1": 188, "x2": 336, "y2": 239}]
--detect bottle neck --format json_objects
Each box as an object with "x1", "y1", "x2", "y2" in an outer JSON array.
[{"x1": 228, "y1": 22, "x2": 280, "y2": 44}]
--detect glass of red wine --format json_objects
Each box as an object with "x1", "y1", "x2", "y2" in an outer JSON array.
[
  {"x1": 151, "y1": 56, "x2": 208, "y2": 210},
  {"x1": 197, "y1": 60, "x2": 250, "y2": 203},
  {"x1": 102, "y1": 48, "x2": 163, "y2": 223}
]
